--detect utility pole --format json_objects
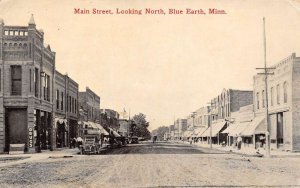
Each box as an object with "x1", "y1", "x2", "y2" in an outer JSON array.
[
  {"x1": 207, "y1": 101, "x2": 213, "y2": 149},
  {"x1": 256, "y1": 17, "x2": 274, "y2": 157},
  {"x1": 191, "y1": 112, "x2": 196, "y2": 142}
]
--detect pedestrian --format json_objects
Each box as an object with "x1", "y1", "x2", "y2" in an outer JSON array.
[
  {"x1": 237, "y1": 135, "x2": 242, "y2": 150},
  {"x1": 76, "y1": 137, "x2": 83, "y2": 149},
  {"x1": 72, "y1": 137, "x2": 77, "y2": 148}
]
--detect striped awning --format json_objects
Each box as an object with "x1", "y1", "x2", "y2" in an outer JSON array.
[
  {"x1": 200, "y1": 121, "x2": 226, "y2": 137},
  {"x1": 241, "y1": 116, "x2": 265, "y2": 136},
  {"x1": 228, "y1": 121, "x2": 250, "y2": 136}
]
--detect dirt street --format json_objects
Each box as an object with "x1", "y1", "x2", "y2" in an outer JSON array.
[{"x1": 0, "y1": 142, "x2": 300, "y2": 187}]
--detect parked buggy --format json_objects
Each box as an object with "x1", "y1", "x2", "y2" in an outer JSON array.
[{"x1": 80, "y1": 129, "x2": 102, "y2": 155}]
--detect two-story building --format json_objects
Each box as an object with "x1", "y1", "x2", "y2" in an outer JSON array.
[
  {"x1": 200, "y1": 89, "x2": 253, "y2": 144},
  {"x1": 78, "y1": 87, "x2": 101, "y2": 136},
  {"x1": 253, "y1": 53, "x2": 300, "y2": 151},
  {"x1": 54, "y1": 71, "x2": 79, "y2": 148}
]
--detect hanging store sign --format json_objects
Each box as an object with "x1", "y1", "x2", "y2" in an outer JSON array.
[{"x1": 28, "y1": 127, "x2": 33, "y2": 148}]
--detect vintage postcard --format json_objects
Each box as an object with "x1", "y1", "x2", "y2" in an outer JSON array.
[{"x1": 0, "y1": 0, "x2": 300, "y2": 187}]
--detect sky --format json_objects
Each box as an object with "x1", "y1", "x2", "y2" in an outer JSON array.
[{"x1": 1, "y1": 0, "x2": 300, "y2": 130}]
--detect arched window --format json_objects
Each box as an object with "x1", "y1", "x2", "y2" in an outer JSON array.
[
  {"x1": 277, "y1": 84, "x2": 280, "y2": 105},
  {"x1": 256, "y1": 92, "x2": 260, "y2": 109},
  {"x1": 283, "y1": 82, "x2": 288, "y2": 103},
  {"x1": 262, "y1": 90, "x2": 265, "y2": 108},
  {"x1": 270, "y1": 87, "x2": 274, "y2": 106}
]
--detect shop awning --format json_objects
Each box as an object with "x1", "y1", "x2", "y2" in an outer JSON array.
[
  {"x1": 108, "y1": 128, "x2": 121, "y2": 137},
  {"x1": 55, "y1": 117, "x2": 67, "y2": 124},
  {"x1": 95, "y1": 123, "x2": 109, "y2": 135},
  {"x1": 241, "y1": 116, "x2": 266, "y2": 136},
  {"x1": 87, "y1": 121, "x2": 99, "y2": 129},
  {"x1": 221, "y1": 123, "x2": 238, "y2": 134},
  {"x1": 194, "y1": 127, "x2": 207, "y2": 137},
  {"x1": 211, "y1": 108, "x2": 218, "y2": 115},
  {"x1": 228, "y1": 121, "x2": 250, "y2": 136},
  {"x1": 184, "y1": 131, "x2": 193, "y2": 137},
  {"x1": 200, "y1": 121, "x2": 226, "y2": 137}
]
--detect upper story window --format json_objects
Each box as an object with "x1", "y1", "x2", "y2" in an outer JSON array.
[
  {"x1": 34, "y1": 68, "x2": 39, "y2": 97},
  {"x1": 43, "y1": 74, "x2": 50, "y2": 101},
  {"x1": 11, "y1": 65, "x2": 22, "y2": 96},
  {"x1": 277, "y1": 84, "x2": 280, "y2": 105},
  {"x1": 256, "y1": 92, "x2": 260, "y2": 109},
  {"x1": 56, "y1": 90, "x2": 60, "y2": 110},
  {"x1": 270, "y1": 87, "x2": 274, "y2": 106},
  {"x1": 9, "y1": 31, "x2": 14, "y2": 36},
  {"x1": 262, "y1": 90, "x2": 265, "y2": 108},
  {"x1": 4, "y1": 30, "x2": 9, "y2": 35},
  {"x1": 283, "y1": 82, "x2": 288, "y2": 103},
  {"x1": 61, "y1": 92, "x2": 64, "y2": 111},
  {"x1": 75, "y1": 99, "x2": 77, "y2": 114}
]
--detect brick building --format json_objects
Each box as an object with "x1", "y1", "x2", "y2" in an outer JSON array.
[
  {"x1": 78, "y1": 87, "x2": 100, "y2": 136},
  {"x1": 253, "y1": 53, "x2": 300, "y2": 151},
  {"x1": 201, "y1": 89, "x2": 253, "y2": 144},
  {"x1": 174, "y1": 118, "x2": 187, "y2": 140},
  {"x1": 54, "y1": 71, "x2": 79, "y2": 148},
  {"x1": 100, "y1": 109, "x2": 120, "y2": 131},
  {"x1": 0, "y1": 16, "x2": 56, "y2": 153}
]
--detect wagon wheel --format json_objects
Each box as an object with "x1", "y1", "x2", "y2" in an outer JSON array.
[{"x1": 91, "y1": 146, "x2": 95, "y2": 154}]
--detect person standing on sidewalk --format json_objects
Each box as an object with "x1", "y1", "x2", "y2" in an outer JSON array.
[{"x1": 237, "y1": 135, "x2": 242, "y2": 150}]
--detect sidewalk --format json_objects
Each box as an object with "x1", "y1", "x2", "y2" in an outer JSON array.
[
  {"x1": 175, "y1": 140, "x2": 300, "y2": 157},
  {"x1": 0, "y1": 148, "x2": 80, "y2": 168}
]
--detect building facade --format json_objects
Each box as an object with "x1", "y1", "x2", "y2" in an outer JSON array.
[
  {"x1": 78, "y1": 87, "x2": 100, "y2": 136},
  {"x1": 54, "y1": 71, "x2": 79, "y2": 148},
  {"x1": 253, "y1": 53, "x2": 300, "y2": 151},
  {"x1": 0, "y1": 16, "x2": 56, "y2": 153},
  {"x1": 204, "y1": 89, "x2": 253, "y2": 144},
  {"x1": 174, "y1": 118, "x2": 187, "y2": 139}
]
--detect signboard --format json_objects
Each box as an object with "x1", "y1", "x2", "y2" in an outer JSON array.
[{"x1": 28, "y1": 127, "x2": 33, "y2": 148}]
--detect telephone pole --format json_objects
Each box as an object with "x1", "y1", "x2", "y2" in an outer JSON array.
[{"x1": 256, "y1": 17, "x2": 274, "y2": 157}]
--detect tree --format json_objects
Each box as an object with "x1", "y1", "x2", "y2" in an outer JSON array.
[{"x1": 132, "y1": 113, "x2": 151, "y2": 139}]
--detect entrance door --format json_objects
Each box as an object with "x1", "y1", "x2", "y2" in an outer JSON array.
[
  {"x1": 5, "y1": 108, "x2": 27, "y2": 152},
  {"x1": 56, "y1": 123, "x2": 66, "y2": 148},
  {"x1": 277, "y1": 112, "x2": 284, "y2": 147}
]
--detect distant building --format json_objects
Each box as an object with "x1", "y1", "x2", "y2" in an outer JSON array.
[
  {"x1": 185, "y1": 106, "x2": 211, "y2": 138},
  {"x1": 100, "y1": 109, "x2": 120, "y2": 130},
  {"x1": 201, "y1": 89, "x2": 253, "y2": 144},
  {"x1": 101, "y1": 109, "x2": 119, "y2": 119},
  {"x1": 78, "y1": 87, "x2": 100, "y2": 136},
  {"x1": 174, "y1": 119, "x2": 187, "y2": 140}
]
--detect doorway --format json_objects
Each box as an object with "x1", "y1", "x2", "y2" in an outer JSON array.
[{"x1": 5, "y1": 108, "x2": 27, "y2": 152}]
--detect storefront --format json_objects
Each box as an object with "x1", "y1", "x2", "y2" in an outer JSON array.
[
  {"x1": 200, "y1": 121, "x2": 227, "y2": 144},
  {"x1": 55, "y1": 118, "x2": 68, "y2": 148}
]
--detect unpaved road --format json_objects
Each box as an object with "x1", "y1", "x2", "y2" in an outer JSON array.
[{"x1": 0, "y1": 142, "x2": 300, "y2": 187}]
